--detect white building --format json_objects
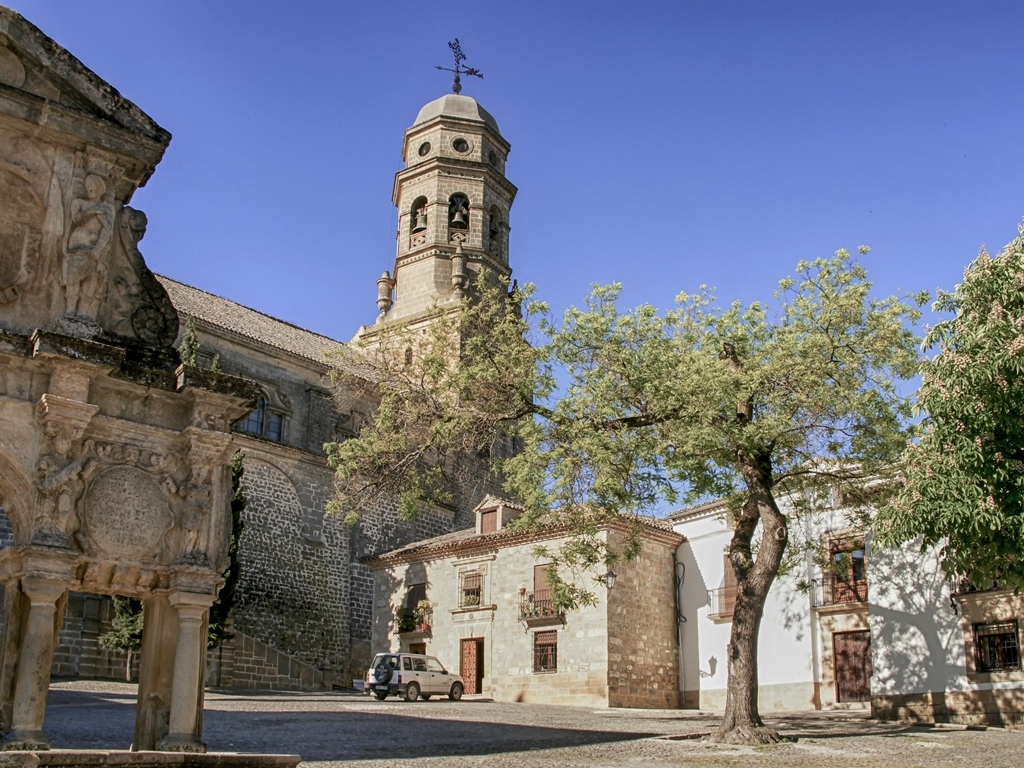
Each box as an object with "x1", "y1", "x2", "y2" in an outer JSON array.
[{"x1": 672, "y1": 497, "x2": 1023, "y2": 725}]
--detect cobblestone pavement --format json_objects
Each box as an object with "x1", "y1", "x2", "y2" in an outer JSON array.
[{"x1": 45, "y1": 681, "x2": 1022, "y2": 767}]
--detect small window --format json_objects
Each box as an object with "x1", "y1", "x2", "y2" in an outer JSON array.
[
  {"x1": 460, "y1": 570, "x2": 482, "y2": 607},
  {"x1": 426, "y1": 658, "x2": 444, "y2": 673},
  {"x1": 533, "y1": 630, "x2": 557, "y2": 673},
  {"x1": 413, "y1": 658, "x2": 428, "y2": 672},
  {"x1": 402, "y1": 657, "x2": 412, "y2": 671},
  {"x1": 236, "y1": 397, "x2": 285, "y2": 442},
  {"x1": 974, "y1": 621, "x2": 1020, "y2": 672}
]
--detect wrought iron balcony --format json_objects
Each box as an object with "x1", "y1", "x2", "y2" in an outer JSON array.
[
  {"x1": 811, "y1": 577, "x2": 868, "y2": 608},
  {"x1": 707, "y1": 585, "x2": 737, "y2": 620},
  {"x1": 518, "y1": 589, "x2": 564, "y2": 628}
]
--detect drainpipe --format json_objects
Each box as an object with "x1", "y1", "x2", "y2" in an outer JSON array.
[{"x1": 673, "y1": 544, "x2": 687, "y2": 705}]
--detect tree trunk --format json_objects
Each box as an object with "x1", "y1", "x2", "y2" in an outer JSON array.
[{"x1": 713, "y1": 451, "x2": 789, "y2": 744}]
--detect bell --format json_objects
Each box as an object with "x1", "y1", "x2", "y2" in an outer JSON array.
[
  {"x1": 451, "y1": 209, "x2": 467, "y2": 228},
  {"x1": 412, "y1": 214, "x2": 427, "y2": 232}
]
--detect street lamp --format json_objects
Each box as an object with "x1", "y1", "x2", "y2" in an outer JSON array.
[{"x1": 604, "y1": 570, "x2": 617, "y2": 590}]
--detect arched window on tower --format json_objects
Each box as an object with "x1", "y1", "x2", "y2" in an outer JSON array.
[
  {"x1": 448, "y1": 194, "x2": 470, "y2": 230},
  {"x1": 410, "y1": 196, "x2": 428, "y2": 233},
  {"x1": 488, "y1": 206, "x2": 501, "y2": 244}
]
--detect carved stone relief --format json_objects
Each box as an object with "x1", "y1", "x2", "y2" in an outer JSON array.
[
  {"x1": 82, "y1": 465, "x2": 174, "y2": 561},
  {"x1": 61, "y1": 172, "x2": 115, "y2": 322}
]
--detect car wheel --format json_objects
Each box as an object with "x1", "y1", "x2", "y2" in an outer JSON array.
[
  {"x1": 373, "y1": 691, "x2": 388, "y2": 701},
  {"x1": 373, "y1": 663, "x2": 392, "y2": 684},
  {"x1": 449, "y1": 682, "x2": 464, "y2": 701},
  {"x1": 405, "y1": 682, "x2": 420, "y2": 702}
]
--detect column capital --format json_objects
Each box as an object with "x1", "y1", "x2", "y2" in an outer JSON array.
[
  {"x1": 168, "y1": 590, "x2": 215, "y2": 620},
  {"x1": 20, "y1": 576, "x2": 67, "y2": 606}
]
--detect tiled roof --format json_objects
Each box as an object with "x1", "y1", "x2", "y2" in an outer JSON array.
[
  {"x1": 668, "y1": 498, "x2": 728, "y2": 522},
  {"x1": 364, "y1": 513, "x2": 682, "y2": 567},
  {"x1": 157, "y1": 275, "x2": 351, "y2": 367}
]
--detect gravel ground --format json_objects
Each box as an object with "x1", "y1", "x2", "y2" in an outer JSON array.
[{"x1": 44, "y1": 681, "x2": 1022, "y2": 767}]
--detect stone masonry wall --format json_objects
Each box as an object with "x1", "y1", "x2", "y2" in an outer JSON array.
[
  {"x1": 606, "y1": 529, "x2": 681, "y2": 709},
  {"x1": 233, "y1": 448, "x2": 351, "y2": 671}
]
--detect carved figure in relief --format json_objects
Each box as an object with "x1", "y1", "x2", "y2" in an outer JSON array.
[
  {"x1": 178, "y1": 464, "x2": 213, "y2": 565},
  {"x1": 0, "y1": 135, "x2": 50, "y2": 304},
  {"x1": 34, "y1": 453, "x2": 94, "y2": 548},
  {"x1": 62, "y1": 174, "x2": 114, "y2": 320},
  {"x1": 114, "y1": 207, "x2": 179, "y2": 346}
]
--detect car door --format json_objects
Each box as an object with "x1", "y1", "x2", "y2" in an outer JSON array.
[
  {"x1": 426, "y1": 656, "x2": 448, "y2": 694},
  {"x1": 411, "y1": 656, "x2": 429, "y2": 692}
]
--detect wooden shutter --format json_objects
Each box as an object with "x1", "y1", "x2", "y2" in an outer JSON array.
[
  {"x1": 480, "y1": 509, "x2": 497, "y2": 534},
  {"x1": 534, "y1": 564, "x2": 550, "y2": 594},
  {"x1": 406, "y1": 583, "x2": 426, "y2": 610}
]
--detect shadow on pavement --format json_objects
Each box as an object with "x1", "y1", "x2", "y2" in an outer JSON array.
[{"x1": 44, "y1": 688, "x2": 661, "y2": 761}]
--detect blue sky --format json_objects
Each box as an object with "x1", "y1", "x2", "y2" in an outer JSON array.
[{"x1": 10, "y1": 1, "x2": 1024, "y2": 342}]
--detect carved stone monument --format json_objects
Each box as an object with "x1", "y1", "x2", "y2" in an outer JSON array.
[{"x1": 0, "y1": 6, "x2": 265, "y2": 756}]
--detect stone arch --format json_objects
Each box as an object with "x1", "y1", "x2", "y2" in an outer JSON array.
[
  {"x1": 234, "y1": 457, "x2": 342, "y2": 665},
  {"x1": 0, "y1": 447, "x2": 35, "y2": 547}
]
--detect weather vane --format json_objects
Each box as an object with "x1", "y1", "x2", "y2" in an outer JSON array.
[{"x1": 435, "y1": 39, "x2": 482, "y2": 95}]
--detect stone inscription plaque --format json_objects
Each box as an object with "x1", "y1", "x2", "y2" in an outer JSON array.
[{"x1": 84, "y1": 465, "x2": 172, "y2": 560}]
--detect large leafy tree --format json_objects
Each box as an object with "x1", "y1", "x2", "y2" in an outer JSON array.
[
  {"x1": 327, "y1": 249, "x2": 924, "y2": 743},
  {"x1": 879, "y1": 234, "x2": 1024, "y2": 590}
]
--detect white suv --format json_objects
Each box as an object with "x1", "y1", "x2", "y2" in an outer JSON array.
[{"x1": 365, "y1": 653, "x2": 464, "y2": 702}]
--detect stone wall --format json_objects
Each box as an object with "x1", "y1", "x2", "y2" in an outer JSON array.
[
  {"x1": 606, "y1": 529, "x2": 681, "y2": 709},
  {"x1": 206, "y1": 629, "x2": 325, "y2": 691}
]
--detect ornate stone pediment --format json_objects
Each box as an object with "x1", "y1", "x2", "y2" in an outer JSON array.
[{"x1": 0, "y1": 8, "x2": 176, "y2": 349}]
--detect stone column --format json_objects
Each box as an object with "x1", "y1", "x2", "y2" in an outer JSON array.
[
  {"x1": 155, "y1": 591, "x2": 213, "y2": 753},
  {"x1": 134, "y1": 594, "x2": 177, "y2": 751},
  {"x1": 3, "y1": 576, "x2": 67, "y2": 751}
]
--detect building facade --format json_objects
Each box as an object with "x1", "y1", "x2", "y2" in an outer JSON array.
[
  {"x1": 366, "y1": 497, "x2": 684, "y2": 708},
  {"x1": 672, "y1": 497, "x2": 1023, "y2": 726}
]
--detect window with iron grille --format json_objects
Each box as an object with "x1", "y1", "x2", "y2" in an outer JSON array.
[
  {"x1": 460, "y1": 570, "x2": 482, "y2": 608},
  {"x1": 533, "y1": 630, "x2": 557, "y2": 673},
  {"x1": 974, "y1": 621, "x2": 1020, "y2": 672}
]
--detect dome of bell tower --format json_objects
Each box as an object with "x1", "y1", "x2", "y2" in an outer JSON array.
[{"x1": 413, "y1": 94, "x2": 500, "y2": 134}]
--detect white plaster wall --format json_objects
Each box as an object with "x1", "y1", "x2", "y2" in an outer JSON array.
[
  {"x1": 868, "y1": 536, "x2": 967, "y2": 697},
  {"x1": 676, "y1": 509, "x2": 818, "y2": 710}
]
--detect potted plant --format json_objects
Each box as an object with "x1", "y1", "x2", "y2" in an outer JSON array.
[
  {"x1": 463, "y1": 593, "x2": 480, "y2": 607},
  {"x1": 414, "y1": 599, "x2": 433, "y2": 632},
  {"x1": 394, "y1": 607, "x2": 415, "y2": 633}
]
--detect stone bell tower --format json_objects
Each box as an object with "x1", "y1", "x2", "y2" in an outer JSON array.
[{"x1": 357, "y1": 93, "x2": 517, "y2": 337}]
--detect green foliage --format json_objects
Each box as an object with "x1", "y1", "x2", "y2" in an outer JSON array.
[
  {"x1": 208, "y1": 450, "x2": 246, "y2": 647},
  {"x1": 211, "y1": 353, "x2": 222, "y2": 372},
  {"x1": 98, "y1": 596, "x2": 144, "y2": 654},
  {"x1": 879, "y1": 232, "x2": 1024, "y2": 590},
  {"x1": 327, "y1": 251, "x2": 924, "y2": 606},
  {"x1": 179, "y1": 316, "x2": 200, "y2": 367}
]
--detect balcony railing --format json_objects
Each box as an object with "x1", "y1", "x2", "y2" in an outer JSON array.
[
  {"x1": 708, "y1": 586, "x2": 737, "y2": 619},
  {"x1": 519, "y1": 589, "x2": 561, "y2": 620},
  {"x1": 811, "y1": 577, "x2": 868, "y2": 608}
]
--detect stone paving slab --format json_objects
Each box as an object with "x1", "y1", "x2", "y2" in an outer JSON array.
[{"x1": 43, "y1": 682, "x2": 1023, "y2": 767}]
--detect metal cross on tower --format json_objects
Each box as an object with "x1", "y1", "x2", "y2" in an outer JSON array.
[{"x1": 435, "y1": 39, "x2": 483, "y2": 95}]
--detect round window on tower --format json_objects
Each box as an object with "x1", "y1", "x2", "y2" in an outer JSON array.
[
  {"x1": 418, "y1": 142, "x2": 431, "y2": 157},
  {"x1": 452, "y1": 137, "x2": 470, "y2": 154}
]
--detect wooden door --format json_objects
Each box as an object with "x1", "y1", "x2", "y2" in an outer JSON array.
[
  {"x1": 834, "y1": 630, "x2": 872, "y2": 702},
  {"x1": 461, "y1": 637, "x2": 484, "y2": 694}
]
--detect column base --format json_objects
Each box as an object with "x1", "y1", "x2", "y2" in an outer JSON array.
[
  {"x1": 156, "y1": 734, "x2": 206, "y2": 753},
  {"x1": 3, "y1": 730, "x2": 50, "y2": 751}
]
